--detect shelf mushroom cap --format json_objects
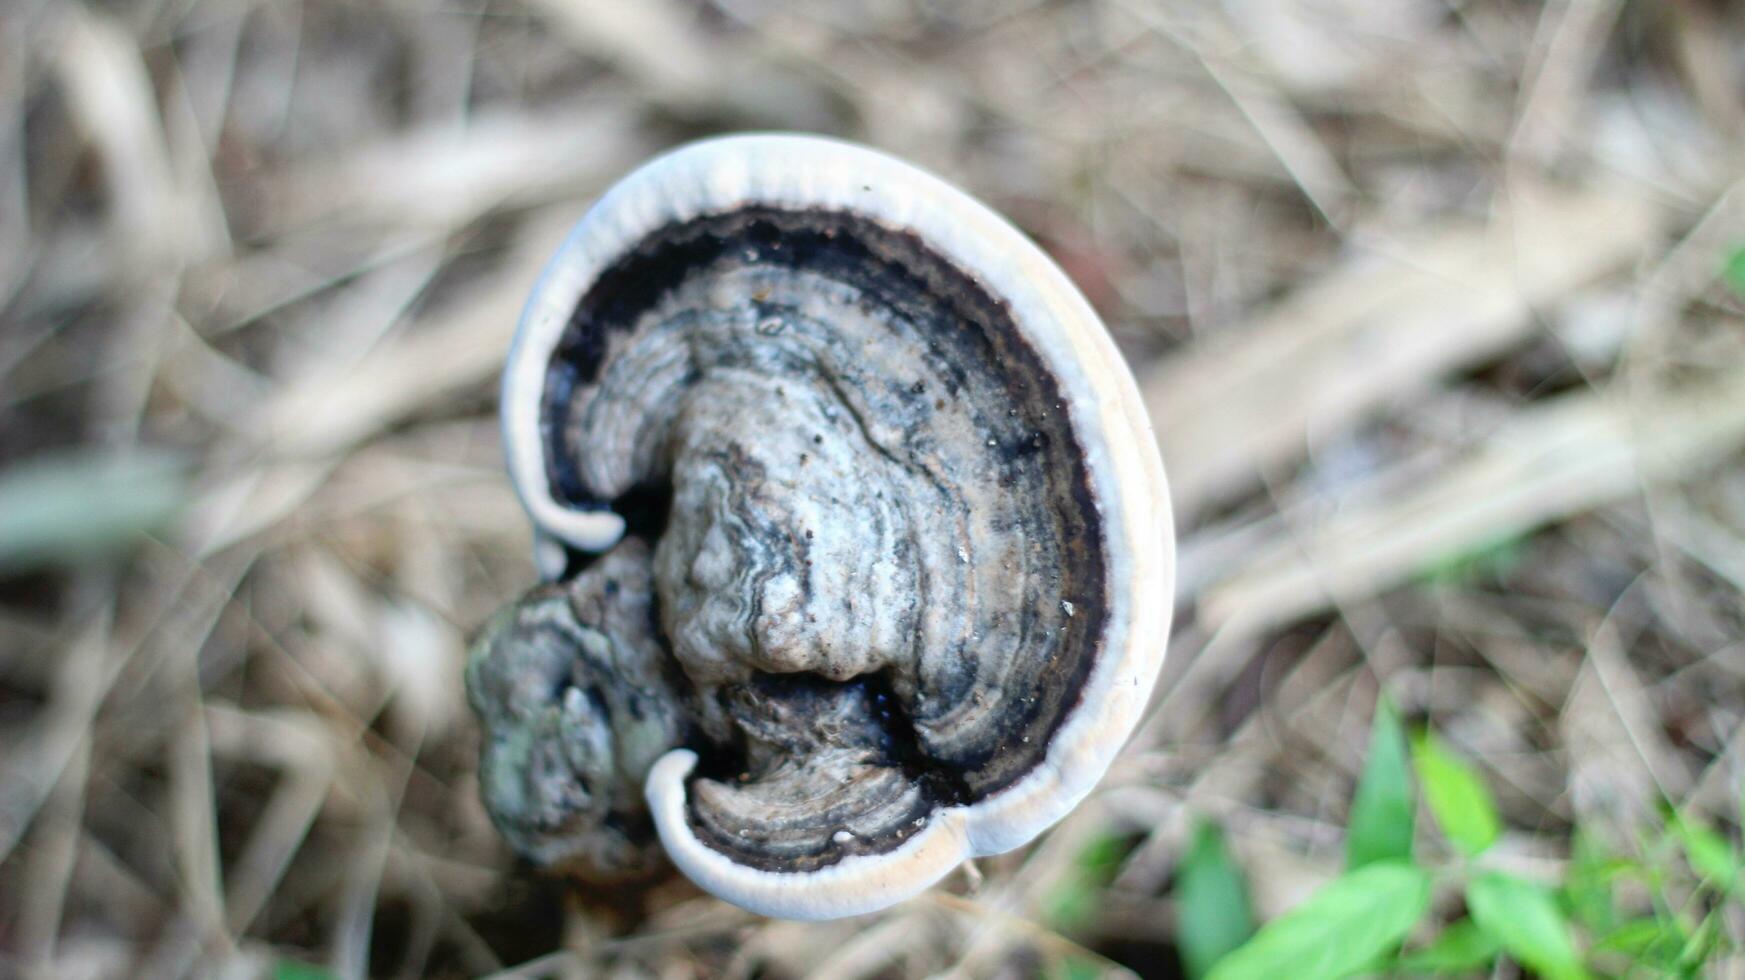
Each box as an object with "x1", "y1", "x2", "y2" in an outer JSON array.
[{"x1": 487, "y1": 133, "x2": 1174, "y2": 920}]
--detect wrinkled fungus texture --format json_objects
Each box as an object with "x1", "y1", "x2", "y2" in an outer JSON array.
[
  {"x1": 466, "y1": 541, "x2": 685, "y2": 879},
  {"x1": 470, "y1": 206, "x2": 1109, "y2": 876}
]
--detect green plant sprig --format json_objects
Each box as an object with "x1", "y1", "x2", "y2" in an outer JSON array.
[{"x1": 1170, "y1": 696, "x2": 1742, "y2": 980}]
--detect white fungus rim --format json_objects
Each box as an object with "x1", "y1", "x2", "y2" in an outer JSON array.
[{"x1": 501, "y1": 133, "x2": 1174, "y2": 920}]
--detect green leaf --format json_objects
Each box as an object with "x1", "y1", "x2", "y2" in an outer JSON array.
[
  {"x1": 274, "y1": 961, "x2": 338, "y2": 980},
  {"x1": 1412, "y1": 731, "x2": 1500, "y2": 856},
  {"x1": 1677, "y1": 909, "x2": 1724, "y2": 973},
  {"x1": 1347, "y1": 697, "x2": 1414, "y2": 869},
  {"x1": 1207, "y1": 862, "x2": 1430, "y2": 980},
  {"x1": 1395, "y1": 919, "x2": 1499, "y2": 974},
  {"x1": 1594, "y1": 917, "x2": 1687, "y2": 970},
  {"x1": 1043, "y1": 833, "x2": 1127, "y2": 932},
  {"x1": 1723, "y1": 244, "x2": 1745, "y2": 299},
  {"x1": 1047, "y1": 957, "x2": 1110, "y2": 980},
  {"x1": 1417, "y1": 533, "x2": 1524, "y2": 586},
  {"x1": 0, "y1": 449, "x2": 188, "y2": 572},
  {"x1": 1042, "y1": 875, "x2": 1097, "y2": 933},
  {"x1": 1669, "y1": 811, "x2": 1739, "y2": 893},
  {"x1": 1563, "y1": 831, "x2": 1622, "y2": 935},
  {"x1": 1076, "y1": 831, "x2": 1131, "y2": 880},
  {"x1": 1177, "y1": 819, "x2": 1256, "y2": 979},
  {"x1": 1466, "y1": 871, "x2": 1589, "y2": 980}
]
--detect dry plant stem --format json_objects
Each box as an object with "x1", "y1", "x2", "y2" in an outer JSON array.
[
  {"x1": 802, "y1": 909, "x2": 930, "y2": 978},
  {"x1": 255, "y1": 209, "x2": 583, "y2": 461},
  {"x1": 265, "y1": 106, "x2": 649, "y2": 236},
  {"x1": 53, "y1": 8, "x2": 197, "y2": 275},
  {"x1": 1563, "y1": 609, "x2": 1693, "y2": 825},
  {"x1": 1508, "y1": 0, "x2": 1625, "y2": 166},
  {"x1": 1202, "y1": 366, "x2": 1745, "y2": 636},
  {"x1": 927, "y1": 892, "x2": 1140, "y2": 980},
  {"x1": 170, "y1": 693, "x2": 227, "y2": 958},
  {"x1": 475, "y1": 948, "x2": 586, "y2": 980},
  {"x1": 0, "y1": 618, "x2": 111, "y2": 867},
  {"x1": 205, "y1": 705, "x2": 337, "y2": 937},
  {"x1": 14, "y1": 720, "x2": 88, "y2": 973},
  {"x1": 7, "y1": 0, "x2": 1745, "y2": 974},
  {"x1": 1146, "y1": 181, "x2": 1660, "y2": 516}
]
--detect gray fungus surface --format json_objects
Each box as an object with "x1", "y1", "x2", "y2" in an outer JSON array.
[
  {"x1": 474, "y1": 207, "x2": 1106, "y2": 875},
  {"x1": 467, "y1": 136, "x2": 1171, "y2": 918}
]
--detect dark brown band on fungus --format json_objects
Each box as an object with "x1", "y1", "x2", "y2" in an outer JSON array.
[{"x1": 536, "y1": 206, "x2": 1109, "y2": 873}]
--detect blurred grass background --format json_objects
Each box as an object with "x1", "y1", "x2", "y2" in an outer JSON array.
[{"x1": 2, "y1": 0, "x2": 1744, "y2": 977}]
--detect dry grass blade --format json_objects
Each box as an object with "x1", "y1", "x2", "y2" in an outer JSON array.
[
  {"x1": 524, "y1": 0, "x2": 724, "y2": 102},
  {"x1": 1201, "y1": 365, "x2": 1745, "y2": 636},
  {"x1": 51, "y1": 7, "x2": 191, "y2": 274},
  {"x1": 253, "y1": 208, "x2": 580, "y2": 460},
  {"x1": 1508, "y1": 0, "x2": 1624, "y2": 165},
  {"x1": 267, "y1": 107, "x2": 645, "y2": 236},
  {"x1": 12, "y1": 734, "x2": 88, "y2": 973},
  {"x1": 5, "y1": 0, "x2": 1744, "y2": 976},
  {"x1": 1563, "y1": 614, "x2": 1693, "y2": 825},
  {"x1": 203, "y1": 704, "x2": 337, "y2": 937},
  {"x1": 524, "y1": 0, "x2": 844, "y2": 127},
  {"x1": 0, "y1": 620, "x2": 113, "y2": 866},
  {"x1": 1145, "y1": 181, "x2": 1662, "y2": 515},
  {"x1": 169, "y1": 704, "x2": 228, "y2": 958}
]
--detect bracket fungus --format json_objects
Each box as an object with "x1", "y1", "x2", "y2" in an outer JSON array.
[{"x1": 467, "y1": 134, "x2": 1174, "y2": 920}]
